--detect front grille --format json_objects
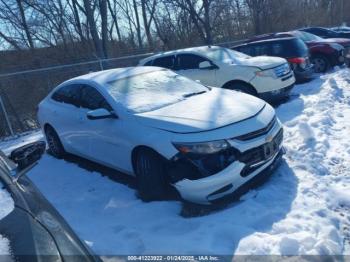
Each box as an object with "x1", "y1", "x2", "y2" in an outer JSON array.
[
  {"x1": 239, "y1": 128, "x2": 283, "y2": 177},
  {"x1": 234, "y1": 116, "x2": 276, "y2": 141},
  {"x1": 171, "y1": 127, "x2": 283, "y2": 181},
  {"x1": 274, "y1": 63, "x2": 290, "y2": 78}
]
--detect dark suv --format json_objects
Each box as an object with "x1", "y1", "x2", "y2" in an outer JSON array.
[
  {"x1": 232, "y1": 37, "x2": 314, "y2": 82},
  {"x1": 246, "y1": 31, "x2": 349, "y2": 72},
  {"x1": 300, "y1": 27, "x2": 350, "y2": 39}
]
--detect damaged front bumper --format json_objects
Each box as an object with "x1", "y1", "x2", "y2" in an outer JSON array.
[
  {"x1": 173, "y1": 146, "x2": 285, "y2": 204},
  {"x1": 170, "y1": 125, "x2": 284, "y2": 205}
]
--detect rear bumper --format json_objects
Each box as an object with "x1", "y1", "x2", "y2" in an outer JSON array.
[{"x1": 258, "y1": 83, "x2": 294, "y2": 102}]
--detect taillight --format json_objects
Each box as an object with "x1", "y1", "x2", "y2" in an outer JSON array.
[
  {"x1": 287, "y1": 57, "x2": 306, "y2": 64},
  {"x1": 288, "y1": 57, "x2": 306, "y2": 69}
]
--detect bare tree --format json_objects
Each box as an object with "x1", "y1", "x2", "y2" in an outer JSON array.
[
  {"x1": 141, "y1": 0, "x2": 157, "y2": 49},
  {"x1": 99, "y1": 0, "x2": 108, "y2": 57},
  {"x1": 132, "y1": 0, "x2": 143, "y2": 48},
  {"x1": 16, "y1": 0, "x2": 34, "y2": 48},
  {"x1": 107, "y1": 0, "x2": 122, "y2": 42},
  {"x1": 83, "y1": 0, "x2": 104, "y2": 58}
]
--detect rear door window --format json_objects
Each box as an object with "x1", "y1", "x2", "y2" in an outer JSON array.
[
  {"x1": 276, "y1": 39, "x2": 308, "y2": 57},
  {"x1": 237, "y1": 46, "x2": 255, "y2": 56},
  {"x1": 152, "y1": 55, "x2": 175, "y2": 69},
  {"x1": 80, "y1": 85, "x2": 113, "y2": 111},
  {"x1": 51, "y1": 84, "x2": 82, "y2": 107},
  {"x1": 176, "y1": 54, "x2": 209, "y2": 70},
  {"x1": 253, "y1": 44, "x2": 270, "y2": 56},
  {"x1": 271, "y1": 43, "x2": 284, "y2": 56}
]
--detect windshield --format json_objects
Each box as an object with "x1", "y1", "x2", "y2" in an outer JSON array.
[
  {"x1": 105, "y1": 70, "x2": 209, "y2": 113},
  {"x1": 205, "y1": 47, "x2": 250, "y2": 62},
  {"x1": 296, "y1": 31, "x2": 323, "y2": 41}
]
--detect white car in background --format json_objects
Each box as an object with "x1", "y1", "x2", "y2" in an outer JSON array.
[
  {"x1": 139, "y1": 46, "x2": 295, "y2": 102},
  {"x1": 38, "y1": 67, "x2": 284, "y2": 204}
]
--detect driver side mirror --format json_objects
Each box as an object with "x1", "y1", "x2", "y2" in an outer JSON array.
[
  {"x1": 87, "y1": 108, "x2": 117, "y2": 120},
  {"x1": 199, "y1": 61, "x2": 218, "y2": 70},
  {"x1": 10, "y1": 141, "x2": 46, "y2": 170}
]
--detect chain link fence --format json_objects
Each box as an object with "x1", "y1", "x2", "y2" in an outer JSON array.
[
  {"x1": 0, "y1": 39, "x2": 244, "y2": 140},
  {"x1": 0, "y1": 53, "x2": 152, "y2": 139}
]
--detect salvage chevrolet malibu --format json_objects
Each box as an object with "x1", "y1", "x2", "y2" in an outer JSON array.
[{"x1": 38, "y1": 67, "x2": 284, "y2": 205}]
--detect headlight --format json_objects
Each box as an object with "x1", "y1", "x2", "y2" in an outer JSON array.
[
  {"x1": 172, "y1": 140, "x2": 230, "y2": 154},
  {"x1": 255, "y1": 69, "x2": 275, "y2": 78}
]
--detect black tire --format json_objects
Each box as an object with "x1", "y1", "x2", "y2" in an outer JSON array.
[
  {"x1": 225, "y1": 82, "x2": 257, "y2": 96},
  {"x1": 45, "y1": 126, "x2": 65, "y2": 159},
  {"x1": 134, "y1": 148, "x2": 166, "y2": 201},
  {"x1": 311, "y1": 55, "x2": 330, "y2": 73}
]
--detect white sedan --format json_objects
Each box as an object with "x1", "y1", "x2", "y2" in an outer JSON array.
[{"x1": 38, "y1": 67, "x2": 284, "y2": 204}]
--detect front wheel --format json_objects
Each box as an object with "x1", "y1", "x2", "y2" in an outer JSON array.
[
  {"x1": 45, "y1": 126, "x2": 65, "y2": 159},
  {"x1": 135, "y1": 148, "x2": 167, "y2": 201},
  {"x1": 225, "y1": 82, "x2": 257, "y2": 96}
]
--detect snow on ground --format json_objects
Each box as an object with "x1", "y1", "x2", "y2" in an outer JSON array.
[
  {"x1": 0, "y1": 181, "x2": 15, "y2": 255},
  {"x1": 0, "y1": 68, "x2": 350, "y2": 255}
]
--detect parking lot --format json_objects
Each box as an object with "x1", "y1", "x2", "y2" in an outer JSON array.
[{"x1": 1, "y1": 67, "x2": 350, "y2": 255}]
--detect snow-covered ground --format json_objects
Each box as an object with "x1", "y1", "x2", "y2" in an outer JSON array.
[
  {"x1": 0, "y1": 68, "x2": 350, "y2": 255},
  {"x1": 0, "y1": 181, "x2": 14, "y2": 255}
]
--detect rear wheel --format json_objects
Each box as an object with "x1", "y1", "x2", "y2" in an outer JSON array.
[
  {"x1": 225, "y1": 82, "x2": 257, "y2": 96},
  {"x1": 45, "y1": 126, "x2": 65, "y2": 159},
  {"x1": 311, "y1": 55, "x2": 330, "y2": 73},
  {"x1": 135, "y1": 148, "x2": 167, "y2": 201}
]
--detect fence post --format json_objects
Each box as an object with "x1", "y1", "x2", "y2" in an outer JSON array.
[{"x1": 0, "y1": 95, "x2": 14, "y2": 136}]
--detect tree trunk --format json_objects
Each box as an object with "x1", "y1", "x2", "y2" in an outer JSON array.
[
  {"x1": 71, "y1": 0, "x2": 85, "y2": 42},
  {"x1": 99, "y1": 0, "x2": 108, "y2": 58},
  {"x1": 132, "y1": 0, "x2": 143, "y2": 48},
  {"x1": 107, "y1": 0, "x2": 122, "y2": 42},
  {"x1": 202, "y1": 0, "x2": 212, "y2": 44},
  {"x1": 16, "y1": 0, "x2": 34, "y2": 49},
  {"x1": 83, "y1": 0, "x2": 104, "y2": 58},
  {"x1": 141, "y1": 0, "x2": 154, "y2": 49}
]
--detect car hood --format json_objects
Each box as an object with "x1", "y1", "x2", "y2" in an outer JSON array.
[
  {"x1": 233, "y1": 56, "x2": 287, "y2": 70},
  {"x1": 135, "y1": 88, "x2": 266, "y2": 133}
]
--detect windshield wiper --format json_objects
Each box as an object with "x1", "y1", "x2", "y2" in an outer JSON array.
[{"x1": 183, "y1": 90, "x2": 207, "y2": 98}]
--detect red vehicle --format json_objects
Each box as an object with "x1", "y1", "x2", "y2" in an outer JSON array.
[{"x1": 246, "y1": 30, "x2": 350, "y2": 72}]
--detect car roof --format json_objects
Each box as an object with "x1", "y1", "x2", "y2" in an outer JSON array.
[
  {"x1": 234, "y1": 37, "x2": 297, "y2": 47},
  {"x1": 67, "y1": 66, "x2": 165, "y2": 86},
  {"x1": 140, "y1": 45, "x2": 222, "y2": 63},
  {"x1": 300, "y1": 27, "x2": 330, "y2": 31}
]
